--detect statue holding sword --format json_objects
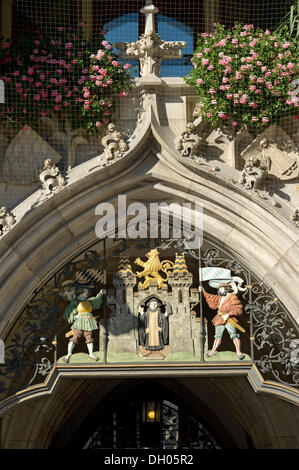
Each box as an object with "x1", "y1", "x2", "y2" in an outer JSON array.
[{"x1": 199, "y1": 268, "x2": 247, "y2": 360}]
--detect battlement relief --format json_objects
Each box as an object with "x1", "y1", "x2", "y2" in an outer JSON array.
[{"x1": 105, "y1": 250, "x2": 205, "y2": 360}]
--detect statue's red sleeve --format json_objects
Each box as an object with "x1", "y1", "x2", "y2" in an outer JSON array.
[{"x1": 203, "y1": 290, "x2": 220, "y2": 310}]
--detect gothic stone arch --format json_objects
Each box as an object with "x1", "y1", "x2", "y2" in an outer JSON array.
[{"x1": 0, "y1": 130, "x2": 298, "y2": 448}]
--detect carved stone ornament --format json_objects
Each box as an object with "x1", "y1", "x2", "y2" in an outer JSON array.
[
  {"x1": 291, "y1": 209, "x2": 299, "y2": 227},
  {"x1": 38, "y1": 159, "x2": 66, "y2": 194},
  {"x1": 241, "y1": 124, "x2": 299, "y2": 181},
  {"x1": 238, "y1": 156, "x2": 279, "y2": 206},
  {"x1": 239, "y1": 157, "x2": 267, "y2": 192},
  {"x1": 116, "y1": 2, "x2": 186, "y2": 79},
  {"x1": 99, "y1": 123, "x2": 128, "y2": 163},
  {"x1": 176, "y1": 122, "x2": 206, "y2": 159},
  {"x1": 0, "y1": 206, "x2": 16, "y2": 235}
]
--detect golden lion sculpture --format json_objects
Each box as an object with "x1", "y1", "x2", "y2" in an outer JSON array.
[{"x1": 135, "y1": 249, "x2": 174, "y2": 289}]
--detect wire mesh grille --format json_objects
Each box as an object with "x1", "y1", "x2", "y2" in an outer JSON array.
[{"x1": 0, "y1": 0, "x2": 298, "y2": 211}]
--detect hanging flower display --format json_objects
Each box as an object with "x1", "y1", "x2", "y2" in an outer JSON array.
[
  {"x1": 0, "y1": 23, "x2": 132, "y2": 133},
  {"x1": 185, "y1": 23, "x2": 299, "y2": 134}
]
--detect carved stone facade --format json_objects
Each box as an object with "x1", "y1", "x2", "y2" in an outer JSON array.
[{"x1": 0, "y1": 0, "x2": 298, "y2": 451}]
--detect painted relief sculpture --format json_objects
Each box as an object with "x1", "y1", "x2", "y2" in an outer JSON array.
[
  {"x1": 60, "y1": 270, "x2": 105, "y2": 362},
  {"x1": 106, "y1": 252, "x2": 204, "y2": 359},
  {"x1": 200, "y1": 268, "x2": 247, "y2": 360},
  {"x1": 135, "y1": 249, "x2": 174, "y2": 288},
  {"x1": 138, "y1": 297, "x2": 170, "y2": 359}
]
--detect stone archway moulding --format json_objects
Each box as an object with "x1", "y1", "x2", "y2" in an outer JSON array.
[{"x1": 0, "y1": 122, "x2": 298, "y2": 411}]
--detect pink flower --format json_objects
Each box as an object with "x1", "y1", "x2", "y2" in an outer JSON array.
[
  {"x1": 208, "y1": 65, "x2": 214, "y2": 70},
  {"x1": 252, "y1": 116, "x2": 258, "y2": 121},
  {"x1": 96, "y1": 50, "x2": 105, "y2": 60},
  {"x1": 54, "y1": 105, "x2": 61, "y2": 111},
  {"x1": 112, "y1": 61, "x2": 119, "y2": 67},
  {"x1": 206, "y1": 113, "x2": 212, "y2": 118},
  {"x1": 78, "y1": 22, "x2": 85, "y2": 27},
  {"x1": 196, "y1": 52, "x2": 203, "y2": 58},
  {"x1": 105, "y1": 44, "x2": 112, "y2": 50},
  {"x1": 196, "y1": 78, "x2": 203, "y2": 85},
  {"x1": 102, "y1": 40, "x2": 108, "y2": 46},
  {"x1": 282, "y1": 42, "x2": 290, "y2": 49},
  {"x1": 232, "y1": 121, "x2": 238, "y2": 126},
  {"x1": 57, "y1": 27, "x2": 63, "y2": 31},
  {"x1": 202, "y1": 58, "x2": 209, "y2": 65},
  {"x1": 262, "y1": 117, "x2": 269, "y2": 123},
  {"x1": 96, "y1": 121, "x2": 102, "y2": 127},
  {"x1": 40, "y1": 110, "x2": 47, "y2": 116},
  {"x1": 222, "y1": 77, "x2": 229, "y2": 83},
  {"x1": 265, "y1": 29, "x2": 271, "y2": 35},
  {"x1": 249, "y1": 85, "x2": 256, "y2": 91},
  {"x1": 65, "y1": 42, "x2": 73, "y2": 49},
  {"x1": 33, "y1": 94, "x2": 40, "y2": 101},
  {"x1": 123, "y1": 63, "x2": 131, "y2": 70}
]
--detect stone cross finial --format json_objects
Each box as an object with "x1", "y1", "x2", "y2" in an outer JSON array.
[
  {"x1": 116, "y1": 2, "x2": 186, "y2": 81},
  {"x1": 140, "y1": 2, "x2": 159, "y2": 35}
]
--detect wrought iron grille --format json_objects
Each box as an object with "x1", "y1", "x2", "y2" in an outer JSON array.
[{"x1": 0, "y1": 235, "x2": 298, "y2": 404}]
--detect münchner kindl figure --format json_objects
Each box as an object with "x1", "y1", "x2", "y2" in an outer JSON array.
[
  {"x1": 61, "y1": 278, "x2": 105, "y2": 362},
  {"x1": 201, "y1": 281, "x2": 245, "y2": 360},
  {"x1": 138, "y1": 297, "x2": 170, "y2": 358}
]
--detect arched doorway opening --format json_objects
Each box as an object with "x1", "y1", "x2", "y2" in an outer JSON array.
[{"x1": 51, "y1": 379, "x2": 254, "y2": 449}]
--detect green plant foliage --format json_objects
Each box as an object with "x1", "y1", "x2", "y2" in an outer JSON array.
[{"x1": 185, "y1": 23, "x2": 298, "y2": 134}]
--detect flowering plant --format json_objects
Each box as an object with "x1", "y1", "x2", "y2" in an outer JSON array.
[
  {"x1": 185, "y1": 23, "x2": 299, "y2": 134},
  {"x1": 0, "y1": 24, "x2": 132, "y2": 133}
]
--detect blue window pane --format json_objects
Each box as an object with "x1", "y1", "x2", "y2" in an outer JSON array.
[
  {"x1": 103, "y1": 13, "x2": 139, "y2": 77},
  {"x1": 158, "y1": 14, "x2": 193, "y2": 77}
]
